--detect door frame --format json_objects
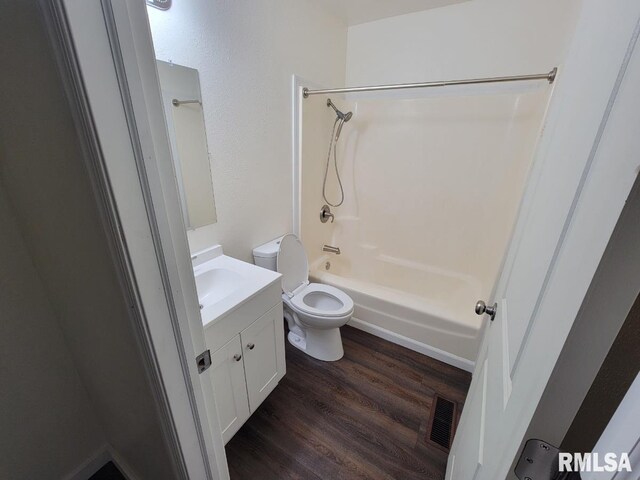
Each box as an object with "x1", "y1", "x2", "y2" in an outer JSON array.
[{"x1": 40, "y1": 0, "x2": 228, "y2": 478}]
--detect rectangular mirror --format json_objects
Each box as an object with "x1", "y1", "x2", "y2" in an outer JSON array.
[{"x1": 156, "y1": 60, "x2": 217, "y2": 229}]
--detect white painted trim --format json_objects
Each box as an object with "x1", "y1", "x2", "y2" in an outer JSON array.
[
  {"x1": 106, "y1": 446, "x2": 140, "y2": 480},
  {"x1": 43, "y1": 1, "x2": 224, "y2": 478},
  {"x1": 348, "y1": 317, "x2": 475, "y2": 372},
  {"x1": 100, "y1": 1, "x2": 228, "y2": 478},
  {"x1": 291, "y1": 74, "x2": 325, "y2": 237},
  {"x1": 291, "y1": 74, "x2": 303, "y2": 237},
  {"x1": 63, "y1": 444, "x2": 141, "y2": 480},
  {"x1": 63, "y1": 445, "x2": 111, "y2": 480}
]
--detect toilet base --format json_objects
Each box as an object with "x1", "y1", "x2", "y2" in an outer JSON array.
[
  {"x1": 287, "y1": 331, "x2": 307, "y2": 352},
  {"x1": 288, "y1": 328, "x2": 344, "y2": 361}
]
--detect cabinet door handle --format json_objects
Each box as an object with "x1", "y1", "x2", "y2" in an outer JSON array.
[
  {"x1": 233, "y1": 353, "x2": 242, "y2": 362},
  {"x1": 247, "y1": 343, "x2": 255, "y2": 350}
]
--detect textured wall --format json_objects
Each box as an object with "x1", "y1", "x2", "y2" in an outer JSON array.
[
  {"x1": 0, "y1": 2, "x2": 176, "y2": 478},
  {"x1": 346, "y1": 0, "x2": 582, "y2": 86},
  {"x1": 148, "y1": 0, "x2": 347, "y2": 260},
  {"x1": 0, "y1": 184, "x2": 106, "y2": 480}
]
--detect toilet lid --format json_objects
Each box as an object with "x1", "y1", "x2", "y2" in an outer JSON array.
[{"x1": 277, "y1": 234, "x2": 309, "y2": 296}]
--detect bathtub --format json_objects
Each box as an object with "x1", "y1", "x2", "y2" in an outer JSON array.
[{"x1": 309, "y1": 252, "x2": 484, "y2": 371}]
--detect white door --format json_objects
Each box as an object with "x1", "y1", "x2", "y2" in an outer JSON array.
[
  {"x1": 448, "y1": 2, "x2": 640, "y2": 479},
  {"x1": 210, "y1": 335, "x2": 251, "y2": 444},
  {"x1": 241, "y1": 304, "x2": 286, "y2": 411}
]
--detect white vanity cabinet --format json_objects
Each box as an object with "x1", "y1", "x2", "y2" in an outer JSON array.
[
  {"x1": 204, "y1": 282, "x2": 285, "y2": 444},
  {"x1": 208, "y1": 335, "x2": 250, "y2": 443},
  {"x1": 241, "y1": 303, "x2": 286, "y2": 411}
]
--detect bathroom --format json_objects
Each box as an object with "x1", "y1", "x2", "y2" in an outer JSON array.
[
  {"x1": 145, "y1": 0, "x2": 575, "y2": 477},
  {"x1": 3, "y1": 0, "x2": 640, "y2": 479}
]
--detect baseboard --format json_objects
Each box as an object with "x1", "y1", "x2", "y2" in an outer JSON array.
[
  {"x1": 64, "y1": 444, "x2": 111, "y2": 480},
  {"x1": 347, "y1": 317, "x2": 475, "y2": 372},
  {"x1": 106, "y1": 446, "x2": 139, "y2": 480},
  {"x1": 63, "y1": 444, "x2": 138, "y2": 480}
]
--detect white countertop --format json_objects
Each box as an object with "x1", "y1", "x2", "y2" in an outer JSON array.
[{"x1": 193, "y1": 250, "x2": 281, "y2": 329}]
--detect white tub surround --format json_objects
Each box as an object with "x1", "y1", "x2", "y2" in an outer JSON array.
[{"x1": 298, "y1": 81, "x2": 552, "y2": 370}]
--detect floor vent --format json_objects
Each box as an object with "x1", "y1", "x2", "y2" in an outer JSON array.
[{"x1": 426, "y1": 395, "x2": 457, "y2": 452}]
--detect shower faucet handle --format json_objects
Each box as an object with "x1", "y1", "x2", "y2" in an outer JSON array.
[{"x1": 320, "y1": 205, "x2": 334, "y2": 223}]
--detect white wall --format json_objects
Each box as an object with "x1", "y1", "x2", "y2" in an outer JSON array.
[
  {"x1": 346, "y1": 0, "x2": 582, "y2": 86},
  {"x1": 148, "y1": 0, "x2": 347, "y2": 260},
  {"x1": 0, "y1": 2, "x2": 177, "y2": 478},
  {"x1": 0, "y1": 186, "x2": 106, "y2": 480}
]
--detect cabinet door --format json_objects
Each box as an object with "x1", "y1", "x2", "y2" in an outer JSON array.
[
  {"x1": 241, "y1": 303, "x2": 286, "y2": 411},
  {"x1": 209, "y1": 334, "x2": 250, "y2": 444}
]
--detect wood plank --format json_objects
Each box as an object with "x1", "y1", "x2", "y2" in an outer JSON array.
[{"x1": 226, "y1": 326, "x2": 471, "y2": 479}]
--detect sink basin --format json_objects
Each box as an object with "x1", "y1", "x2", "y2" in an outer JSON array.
[
  {"x1": 195, "y1": 268, "x2": 245, "y2": 308},
  {"x1": 192, "y1": 245, "x2": 282, "y2": 327}
]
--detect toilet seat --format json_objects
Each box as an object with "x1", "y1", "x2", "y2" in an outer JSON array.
[
  {"x1": 276, "y1": 234, "x2": 354, "y2": 319},
  {"x1": 290, "y1": 283, "x2": 354, "y2": 318}
]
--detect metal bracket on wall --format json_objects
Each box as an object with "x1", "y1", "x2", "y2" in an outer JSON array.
[
  {"x1": 515, "y1": 439, "x2": 559, "y2": 480},
  {"x1": 514, "y1": 439, "x2": 583, "y2": 480},
  {"x1": 196, "y1": 349, "x2": 211, "y2": 374}
]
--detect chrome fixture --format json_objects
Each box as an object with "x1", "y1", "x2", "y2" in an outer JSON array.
[
  {"x1": 195, "y1": 349, "x2": 211, "y2": 374},
  {"x1": 323, "y1": 99, "x2": 353, "y2": 207},
  {"x1": 146, "y1": 0, "x2": 172, "y2": 11},
  {"x1": 320, "y1": 204, "x2": 334, "y2": 223},
  {"x1": 172, "y1": 98, "x2": 202, "y2": 107},
  {"x1": 323, "y1": 245, "x2": 341, "y2": 255},
  {"x1": 233, "y1": 353, "x2": 242, "y2": 362},
  {"x1": 475, "y1": 300, "x2": 498, "y2": 321},
  {"x1": 303, "y1": 68, "x2": 557, "y2": 98},
  {"x1": 327, "y1": 99, "x2": 353, "y2": 141}
]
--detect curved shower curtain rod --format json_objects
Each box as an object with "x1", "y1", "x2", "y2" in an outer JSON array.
[{"x1": 302, "y1": 67, "x2": 557, "y2": 98}]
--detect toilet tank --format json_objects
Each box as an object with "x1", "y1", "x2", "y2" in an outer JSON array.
[{"x1": 252, "y1": 236, "x2": 283, "y2": 271}]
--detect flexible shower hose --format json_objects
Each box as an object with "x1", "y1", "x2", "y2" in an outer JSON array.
[{"x1": 322, "y1": 117, "x2": 345, "y2": 207}]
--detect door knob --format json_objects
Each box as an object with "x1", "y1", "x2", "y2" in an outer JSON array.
[
  {"x1": 475, "y1": 300, "x2": 497, "y2": 321},
  {"x1": 233, "y1": 353, "x2": 242, "y2": 362},
  {"x1": 247, "y1": 343, "x2": 255, "y2": 350}
]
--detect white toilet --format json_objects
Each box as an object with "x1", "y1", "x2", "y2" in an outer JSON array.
[{"x1": 253, "y1": 234, "x2": 354, "y2": 361}]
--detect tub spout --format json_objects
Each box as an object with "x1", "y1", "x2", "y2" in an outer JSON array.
[{"x1": 323, "y1": 244, "x2": 341, "y2": 255}]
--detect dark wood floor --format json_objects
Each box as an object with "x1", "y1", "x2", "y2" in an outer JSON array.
[{"x1": 226, "y1": 326, "x2": 471, "y2": 480}]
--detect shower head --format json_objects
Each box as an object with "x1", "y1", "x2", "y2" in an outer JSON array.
[
  {"x1": 327, "y1": 98, "x2": 353, "y2": 140},
  {"x1": 327, "y1": 98, "x2": 353, "y2": 123}
]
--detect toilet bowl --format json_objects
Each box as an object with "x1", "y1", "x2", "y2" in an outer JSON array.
[{"x1": 253, "y1": 234, "x2": 354, "y2": 361}]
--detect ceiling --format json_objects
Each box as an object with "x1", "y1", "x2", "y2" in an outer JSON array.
[{"x1": 317, "y1": 0, "x2": 470, "y2": 27}]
